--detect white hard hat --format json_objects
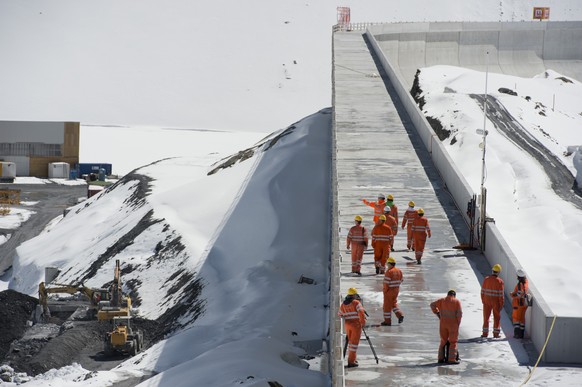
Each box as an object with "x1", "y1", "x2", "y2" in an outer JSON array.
[{"x1": 516, "y1": 269, "x2": 526, "y2": 278}]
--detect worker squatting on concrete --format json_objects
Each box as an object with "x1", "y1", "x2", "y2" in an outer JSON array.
[
  {"x1": 401, "y1": 201, "x2": 418, "y2": 250},
  {"x1": 511, "y1": 269, "x2": 530, "y2": 339},
  {"x1": 362, "y1": 193, "x2": 386, "y2": 224},
  {"x1": 346, "y1": 215, "x2": 369, "y2": 276},
  {"x1": 338, "y1": 287, "x2": 367, "y2": 368},
  {"x1": 382, "y1": 257, "x2": 404, "y2": 326},
  {"x1": 371, "y1": 215, "x2": 393, "y2": 274},
  {"x1": 382, "y1": 209, "x2": 398, "y2": 251},
  {"x1": 430, "y1": 289, "x2": 462, "y2": 364},
  {"x1": 411, "y1": 208, "x2": 431, "y2": 264},
  {"x1": 481, "y1": 264, "x2": 505, "y2": 338},
  {"x1": 385, "y1": 194, "x2": 398, "y2": 224}
]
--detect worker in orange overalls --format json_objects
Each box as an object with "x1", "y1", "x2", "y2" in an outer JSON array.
[
  {"x1": 411, "y1": 208, "x2": 431, "y2": 264},
  {"x1": 338, "y1": 287, "x2": 367, "y2": 368},
  {"x1": 386, "y1": 194, "x2": 398, "y2": 225},
  {"x1": 346, "y1": 215, "x2": 368, "y2": 276},
  {"x1": 431, "y1": 289, "x2": 462, "y2": 363},
  {"x1": 382, "y1": 257, "x2": 404, "y2": 326},
  {"x1": 362, "y1": 194, "x2": 386, "y2": 224},
  {"x1": 511, "y1": 269, "x2": 529, "y2": 339},
  {"x1": 383, "y1": 209, "x2": 398, "y2": 252},
  {"x1": 371, "y1": 215, "x2": 393, "y2": 274},
  {"x1": 481, "y1": 264, "x2": 505, "y2": 338},
  {"x1": 401, "y1": 201, "x2": 418, "y2": 251}
]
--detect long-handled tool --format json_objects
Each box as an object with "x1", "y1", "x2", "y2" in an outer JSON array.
[
  {"x1": 362, "y1": 326, "x2": 379, "y2": 364},
  {"x1": 343, "y1": 334, "x2": 349, "y2": 358}
]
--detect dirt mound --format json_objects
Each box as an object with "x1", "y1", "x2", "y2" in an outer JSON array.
[{"x1": 0, "y1": 290, "x2": 37, "y2": 359}]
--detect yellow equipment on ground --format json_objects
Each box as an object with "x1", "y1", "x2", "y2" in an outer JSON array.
[{"x1": 104, "y1": 316, "x2": 144, "y2": 356}]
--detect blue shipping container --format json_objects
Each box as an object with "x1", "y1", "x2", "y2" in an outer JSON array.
[{"x1": 78, "y1": 163, "x2": 113, "y2": 176}]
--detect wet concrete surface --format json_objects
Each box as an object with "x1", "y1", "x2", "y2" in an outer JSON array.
[{"x1": 334, "y1": 31, "x2": 535, "y2": 386}]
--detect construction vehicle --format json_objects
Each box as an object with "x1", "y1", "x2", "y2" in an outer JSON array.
[
  {"x1": 96, "y1": 259, "x2": 132, "y2": 321},
  {"x1": 38, "y1": 281, "x2": 110, "y2": 321},
  {"x1": 103, "y1": 316, "x2": 144, "y2": 356}
]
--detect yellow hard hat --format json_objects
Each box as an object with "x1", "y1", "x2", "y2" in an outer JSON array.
[
  {"x1": 379, "y1": 214, "x2": 386, "y2": 221},
  {"x1": 409, "y1": 201, "x2": 415, "y2": 207},
  {"x1": 354, "y1": 215, "x2": 363, "y2": 222},
  {"x1": 387, "y1": 194, "x2": 394, "y2": 201},
  {"x1": 492, "y1": 264, "x2": 502, "y2": 273},
  {"x1": 387, "y1": 257, "x2": 396, "y2": 264},
  {"x1": 417, "y1": 208, "x2": 425, "y2": 215},
  {"x1": 347, "y1": 287, "x2": 358, "y2": 296}
]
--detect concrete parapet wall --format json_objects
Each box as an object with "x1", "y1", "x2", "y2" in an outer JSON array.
[{"x1": 365, "y1": 23, "x2": 582, "y2": 364}]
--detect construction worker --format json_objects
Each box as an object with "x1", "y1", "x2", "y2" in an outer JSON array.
[
  {"x1": 401, "y1": 201, "x2": 418, "y2": 251},
  {"x1": 338, "y1": 287, "x2": 367, "y2": 368},
  {"x1": 481, "y1": 264, "x2": 505, "y2": 338},
  {"x1": 430, "y1": 289, "x2": 462, "y2": 364},
  {"x1": 346, "y1": 215, "x2": 368, "y2": 276},
  {"x1": 382, "y1": 257, "x2": 404, "y2": 326},
  {"x1": 411, "y1": 208, "x2": 431, "y2": 264},
  {"x1": 511, "y1": 269, "x2": 529, "y2": 339},
  {"x1": 371, "y1": 215, "x2": 393, "y2": 274},
  {"x1": 386, "y1": 194, "x2": 399, "y2": 225},
  {"x1": 382, "y1": 209, "x2": 398, "y2": 251},
  {"x1": 362, "y1": 194, "x2": 386, "y2": 224}
]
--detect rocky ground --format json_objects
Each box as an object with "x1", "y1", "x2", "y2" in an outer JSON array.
[{"x1": 0, "y1": 289, "x2": 164, "y2": 383}]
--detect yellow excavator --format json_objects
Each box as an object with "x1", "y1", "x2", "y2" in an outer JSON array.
[
  {"x1": 38, "y1": 282, "x2": 110, "y2": 321},
  {"x1": 96, "y1": 259, "x2": 132, "y2": 321}
]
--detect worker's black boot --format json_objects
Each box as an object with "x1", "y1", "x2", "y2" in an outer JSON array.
[{"x1": 514, "y1": 327, "x2": 521, "y2": 338}]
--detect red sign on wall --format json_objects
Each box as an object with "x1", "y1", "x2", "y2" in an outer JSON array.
[
  {"x1": 533, "y1": 7, "x2": 550, "y2": 20},
  {"x1": 337, "y1": 7, "x2": 351, "y2": 27}
]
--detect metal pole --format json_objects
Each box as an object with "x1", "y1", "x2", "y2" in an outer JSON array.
[{"x1": 480, "y1": 51, "x2": 489, "y2": 251}]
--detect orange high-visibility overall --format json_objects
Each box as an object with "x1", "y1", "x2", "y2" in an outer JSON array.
[
  {"x1": 387, "y1": 202, "x2": 398, "y2": 225},
  {"x1": 371, "y1": 222, "x2": 393, "y2": 273},
  {"x1": 481, "y1": 274, "x2": 504, "y2": 337},
  {"x1": 338, "y1": 298, "x2": 366, "y2": 365},
  {"x1": 362, "y1": 199, "x2": 386, "y2": 223},
  {"x1": 347, "y1": 224, "x2": 368, "y2": 273},
  {"x1": 431, "y1": 295, "x2": 462, "y2": 362},
  {"x1": 383, "y1": 214, "x2": 398, "y2": 250},
  {"x1": 411, "y1": 216, "x2": 431, "y2": 262},
  {"x1": 511, "y1": 279, "x2": 529, "y2": 333},
  {"x1": 401, "y1": 208, "x2": 418, "y2": 250},
  {"x1": 383, "y1": 266, "x2": 403, "y2": 324}
]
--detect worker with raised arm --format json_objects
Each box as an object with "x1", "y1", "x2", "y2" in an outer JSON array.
[
  {"x1": 346, "y1": 215, "x2": 368, "y2": 276},
  {"x1": 401, "y1": 201, "x2": 418, "y2": 251},
  {"x1": 362, "y1": 194, "x2": 386, "y2": 224},
  {"x1": 511, "y1": 269, "x2": 530, "y2": 339},
  {"x1": 386, "y1": 194, "x2": 398, "y2": 225},
  {"x1": 411, "y1": 208, "x2": 431, "y2": 264},
  {"x1": 383, "y1": 208, "x2": 398, "y2": 251},
  {"x1": 382, "y1": 257, "x2": 404, "y2": 326},
  {"x1": 430, "y1": 289, "x2": 462, "y2": 364},
  {"x1": 481, "y1": 264, "x2": 505, "y2": 338},
  {"x1": 371, "y1": 215, "x2": 393, "y2": 274},
  {"x1": 338, "y1": 287, "x2": 367, "y2": 368}
]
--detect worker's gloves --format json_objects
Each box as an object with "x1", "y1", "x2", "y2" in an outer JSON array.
[{"x1": 435, "y1": 312, "x2": 441, "y2": 319}]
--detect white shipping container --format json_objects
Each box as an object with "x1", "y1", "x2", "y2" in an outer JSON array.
[
  {"x1": 0, "y1": 162, "x2": 16, "y2": 178},
  {"x1": 48, "y1": 162, "x2": 70, "y2": 178}
]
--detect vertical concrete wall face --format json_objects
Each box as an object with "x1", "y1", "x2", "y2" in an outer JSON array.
[
  {"x1": 0, "y1": 121, "x2": 79, "y2": 177},
  {"x1": 365, "y1": 21, "x2": 582, "y2": 364}
]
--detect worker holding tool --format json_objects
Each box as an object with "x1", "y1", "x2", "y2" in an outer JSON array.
[
  {"x1": 371, "y1": 215, "x2": 393, "y2": 274},
  {"x1": 382, "y1": 257, "x2": 404, "y2": 326},
  {"x1": 511, "y1": 269, "x2": 530, "y2": 339},
  {"x1": 346, "y1": 215, "x2": 368, "y2": 276},
  {"x1": 401, "y1": 201, "x2": 418, "y2": 250},
  {"x1": 338, "y1": 287, "x2": 367, "y2": 368},
  {"x1": 411, "y1": 208, "x2": 431, "y2": 264},
  {"x1": 481, "y1": 264, "x2": 505, "y2": 338},
  {"x1": 362, "y1": 194, "x2": 387, "y2": 224},
  {"x1": 431, "y1": 289, "x2": 462, "y2": 364}
]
